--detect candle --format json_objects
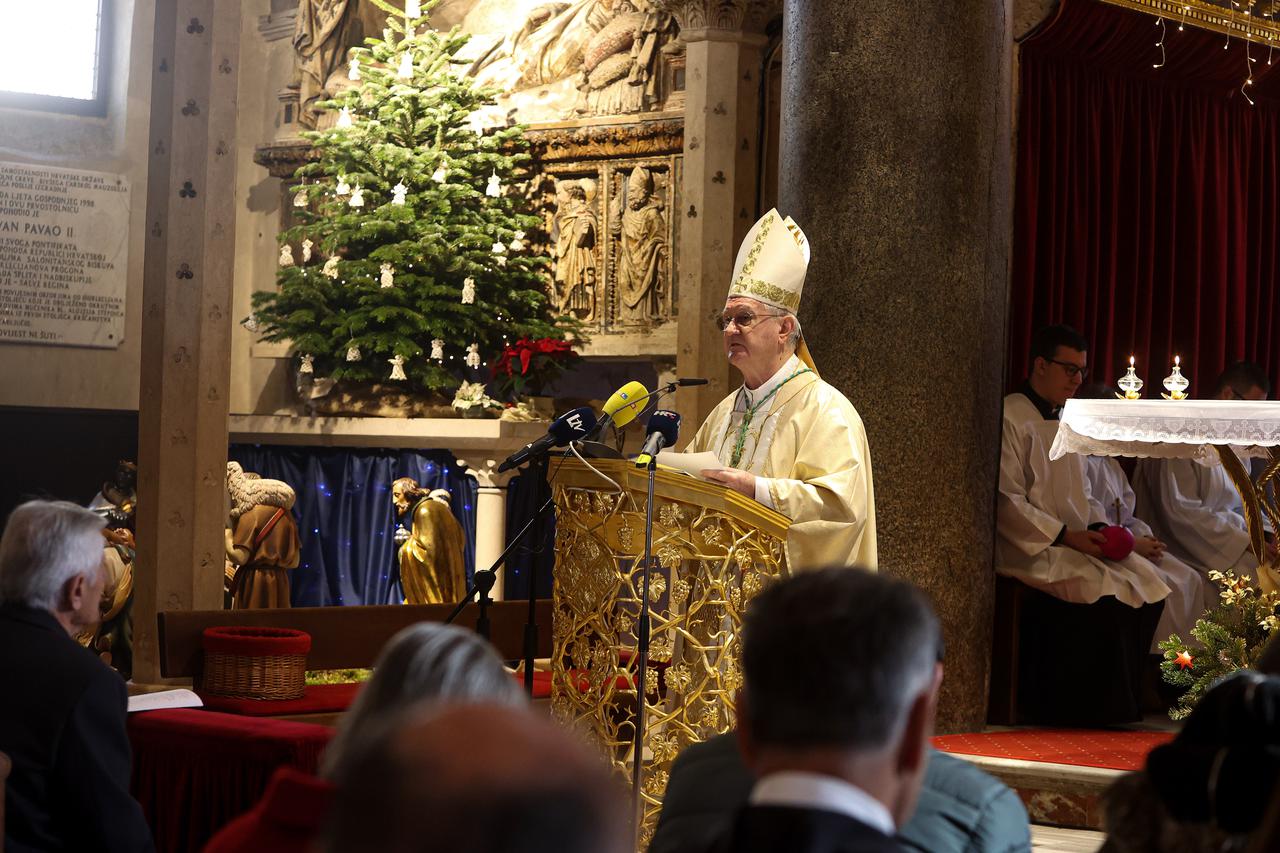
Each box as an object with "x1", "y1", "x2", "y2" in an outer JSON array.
[
  {"x1": 1117, "y1": 355, "x2": 1143, "y2": 400},
  {"x1": 1162, "y1": 355, "x2": 1190, "y2": 400}
]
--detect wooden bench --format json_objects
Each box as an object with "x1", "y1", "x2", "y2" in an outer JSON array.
[{"x1": 157, "y1": 600, "x2": 553, "y2": 721}]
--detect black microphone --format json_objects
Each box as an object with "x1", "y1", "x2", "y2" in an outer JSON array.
[
  {"x1": 634, "y1": 410, "x2": 681, "y2": 468},
  {"x1": 497, "y1": 407, "x2": 597, "y2": 473},
  {"x1": 675, "y1": 377, "x2": 709, "y2": 386}
]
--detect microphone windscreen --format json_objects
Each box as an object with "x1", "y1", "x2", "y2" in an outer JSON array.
[
  {"x1": 602, "y1": 381, "x2": 649, "y2": 428},
  {"x1": 646, "y1": 410, "x2": 681, "y2": 445},
  {"x1": 547, "y1": 407, "x2": 597, "y2": 445}
]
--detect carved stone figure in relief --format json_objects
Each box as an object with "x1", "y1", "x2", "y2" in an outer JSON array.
[
  {"x1": 552, "y1": 178, "x2": 599, "y2": 320},
  {"x1": 611, "y1": 165, "x2": 668, "y2": 323},
  {"x1": 292, "y1": 0, "x2": 388, "y2": 128}
]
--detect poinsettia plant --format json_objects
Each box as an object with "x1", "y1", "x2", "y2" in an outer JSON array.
[{"x1": 491, "y1": 337, "x2": 580, "y2": 399}]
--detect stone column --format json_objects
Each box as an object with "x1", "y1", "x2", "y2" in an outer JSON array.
[
  {"x1": 458, "y1": 456, "x2": 515, "y2": 602},
  {"x1": 133, "y1": 0, "x2": 243, "y2": 683},
  {"x1": 780, "y1": 0, "x2": 1012, "y2": 731},
  {"x1": 664, "y1": 1, "x2": 775, "y2": 428}
]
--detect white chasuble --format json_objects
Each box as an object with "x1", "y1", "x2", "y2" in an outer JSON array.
[
  {"x1": 1086, "y1": 456, "x2": 1212, "y2": 648},
  {"x1": 996, "y1": 393, "x2": 1170, "y2": 608},
  {"x1": 1132, "y1": 457, "x2": 1259, "y2": 578},
  {"x1": 687, "y1": 357, "x2": 877, "y2": 571}
]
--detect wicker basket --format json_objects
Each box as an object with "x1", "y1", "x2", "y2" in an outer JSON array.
[{"x1": 200, "y1": 626, "x2": 311, "y2": 700}]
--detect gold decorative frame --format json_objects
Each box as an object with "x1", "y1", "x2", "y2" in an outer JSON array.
[
  {"x1": 549, "y1": 459, "x2": 790, "y2": 848},
  {"x1": 1101, "y1": 0, "x2": 1280, "y2": 41},
  {"x1": 1214, "y1": 446, "x2": 1280, "y2": 592}
]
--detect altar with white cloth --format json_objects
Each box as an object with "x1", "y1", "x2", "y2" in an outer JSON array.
[{"x1": 1049, "y1": 399, "x2": 1280, "y2": 591}]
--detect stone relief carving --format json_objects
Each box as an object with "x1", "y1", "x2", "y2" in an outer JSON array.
[
  {"x1": 610, "y1": 165, "x2": 669, "y2": 324},
  {"x1": 552, "y1": 178, "x2": 600, "y2": 321},
  {"x1": 464, "y1": 0, "x2": 680, "y2": 123},
  {"x1": 291, "y1": 0, "x2": 391, "y2": 129}
]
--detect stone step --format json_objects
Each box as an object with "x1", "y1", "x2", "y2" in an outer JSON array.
[
  {"x1": 946, "y1": 752, "x2": 1123, "y2": 831},
  {"x1": 1031, "y1": 825, "x2": 1105, "y2": 852}
]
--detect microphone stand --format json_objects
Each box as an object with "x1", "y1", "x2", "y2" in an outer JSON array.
[
  {"x1": 444, "y1": 452, "x2": 554, "y2": 696},
  {"x1": 631, "y1": 452, "x2": 659, "y2": 831}
]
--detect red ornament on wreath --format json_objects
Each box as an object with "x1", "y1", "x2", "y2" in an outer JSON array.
[{"x1": 1175, "y1": 650, "x2": 1193, "y2": 670}]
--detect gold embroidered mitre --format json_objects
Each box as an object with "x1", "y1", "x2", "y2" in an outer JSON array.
[{"x1": 727, "y1": 209, "x2": 810, "y2": 313}]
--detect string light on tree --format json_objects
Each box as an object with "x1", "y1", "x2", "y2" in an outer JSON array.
[
  {"x1": 388, "y1": 354, "x2": 407, "y2": 380},
  {"x1": 1179, "y1": 3, "x2": 1189, "y2": 31},
  {"x1": 1154, "y1": 17, "x2": 1166, "y2": 68}
]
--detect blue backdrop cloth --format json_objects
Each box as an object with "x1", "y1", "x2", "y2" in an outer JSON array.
[{"x1": 229, "y1": 445, "x2": 478, "y2": 607}]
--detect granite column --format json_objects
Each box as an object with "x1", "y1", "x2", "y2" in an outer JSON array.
[{"x1": 780, "y1": 0, "x2": 1012, "y2": 730}]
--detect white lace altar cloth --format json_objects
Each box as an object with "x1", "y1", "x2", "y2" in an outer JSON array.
[{"x1": 1049, "y1": 399, "x2": 1280, "y2": 463}]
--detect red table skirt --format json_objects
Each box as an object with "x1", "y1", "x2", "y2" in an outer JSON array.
[{"x1": 128, "y1": 708, "x2": 333, "y2": 853}]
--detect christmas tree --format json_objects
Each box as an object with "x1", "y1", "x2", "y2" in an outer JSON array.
[{"x1": 251, "y1": 0, "x2": 568, "y2": 394}]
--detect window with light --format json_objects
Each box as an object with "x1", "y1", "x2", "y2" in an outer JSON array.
[{"x1": 0, "y1": 0, "x2": 109, "y2": 114}]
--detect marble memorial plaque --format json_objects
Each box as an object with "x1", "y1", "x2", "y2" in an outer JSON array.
[{"x1": 0, "y1": 162, "x2": 130, "y2": 348}]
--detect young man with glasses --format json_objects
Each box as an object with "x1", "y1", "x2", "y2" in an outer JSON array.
[
  {"x1": 995, "y1": 325, "x2": 1169, "y2": 725},
  {"x1": 683, "y1": 209, "x2": 877, "y2": 571},
  {"x1": 1134, "y1": 362, "x2": 1278, "y2": 580}
]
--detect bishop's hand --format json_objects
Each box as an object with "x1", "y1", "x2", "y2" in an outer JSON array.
[{"x1": 702, "y1": 467, "x2": 756, "y2": 499}]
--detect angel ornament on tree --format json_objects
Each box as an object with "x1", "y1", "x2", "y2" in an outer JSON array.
[
  {"x1": 348, "y1": 185, "x2": 365, "y2": 208},
  {"x1": 388, "y1": 354, "x2": 407, "y2": 381},
  {"x1": 322, "y1": 256, "x2": 339, "y2": 279},
  {"x1": 461, "y1": 277, "x2": 475, "y2": 304},
  {"x1": 465, "y1": 343, "x2": 481, "y2": 369},
  {"x1": 299, "y1": 353, "x2": 315, "y2": 374},
  {"x1": 346, "y1": 345, "x2": 361, "y2": 362},
  {"x1": 430, "y1": 338, "x2": 444, "y2": 360},
  {"x1": 380, "y1": 263, "x2": 395, "y2": 288},
  {"x1": 301, "y1": 239, "x2": 314, "y2": 263},
  {"x1": 279, "y1": 245, "x2": 295, "y2": 267},
  {"x1": 485, "y1": 171, "x2": 502, "y2": 197},
  {"x1": 392, "y1": 179, "x2": 407, "y2": 206}
]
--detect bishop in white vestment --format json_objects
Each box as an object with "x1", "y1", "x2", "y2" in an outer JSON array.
[{"x1": 685, "y1": 209, "x2": 876, "y2": 571}]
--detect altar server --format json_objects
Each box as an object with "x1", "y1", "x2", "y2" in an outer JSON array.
[
  {"x1": 1133, "y1": 363, "x2": 1275, "y2": 580},
  {"x1": 996, "y1": 325, "x2": 1165, "y2": 724},
  {"x1": 685, "y1": 209, "x2": 876, "y2": 571}
]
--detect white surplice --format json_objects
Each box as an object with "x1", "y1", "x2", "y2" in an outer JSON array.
[
  {"x1": 996, "y1": 393, "x2": 1171, "y2": 608},
  {"x1": 1132, "y1": 457, "x2": 1259, "y2": 578},
  {"x1": 1085, "y1": 456, "x2": 1212, "y2": 647}
]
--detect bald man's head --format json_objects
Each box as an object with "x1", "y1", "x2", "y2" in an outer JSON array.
[{"x1": 324, "y1": 704, "x2": 628, "y2": 853}]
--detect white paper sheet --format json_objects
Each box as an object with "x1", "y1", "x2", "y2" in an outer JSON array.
[
  {"x1": 654, "y1": 450, "x2": 725, "y2": 481},
  {"x1": 127, "y1": 688, "x2": 204, "y2": 713}
]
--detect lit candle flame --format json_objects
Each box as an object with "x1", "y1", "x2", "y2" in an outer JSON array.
[
  {"x1": 1130, "y1": 355, "x2": 1135, "y2": 367},
  {"x1": 1175, "y1": 355, "x2": 1181, "y2": 367}
]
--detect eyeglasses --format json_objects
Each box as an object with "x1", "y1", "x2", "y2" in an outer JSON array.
[
  {"x1": 716, "y1": 310, "x2": 786, "y2": 332},
  {"x1": 1048, "y1": 359, "x2": 1089, "y2": 380}
]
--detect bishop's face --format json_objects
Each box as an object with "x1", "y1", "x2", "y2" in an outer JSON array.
[{"x1": 721, "y1": 297, "x2": 791, "y2": 388}]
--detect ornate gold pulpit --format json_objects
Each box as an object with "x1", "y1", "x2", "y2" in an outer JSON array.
[{"x1": 549, "y1": 459, "x2": 791, "y2": 846}]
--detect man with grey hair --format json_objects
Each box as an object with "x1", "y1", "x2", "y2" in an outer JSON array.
[
  {"x1": 717, "y1": 568, "x2": 943, "y2": 852},
  {"x1": 686, "y1": 209, "x2": 876, "y2": 571},
  {"x1": 0, "y1": 500, "x2": 154, "y2": 851}
]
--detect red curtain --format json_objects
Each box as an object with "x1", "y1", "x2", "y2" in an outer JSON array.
[{"x1": 1011, "y1": 0, "x2": 1280, "y2": 392}]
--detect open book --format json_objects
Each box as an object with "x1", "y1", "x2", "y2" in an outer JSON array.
[{"x1": 653, "y1": 450, "x2": 725, "y2": 481}]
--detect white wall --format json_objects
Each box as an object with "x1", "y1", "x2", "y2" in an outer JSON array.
[{"x1": 0, "y1": 0, "x2": 154, "y2": 410}]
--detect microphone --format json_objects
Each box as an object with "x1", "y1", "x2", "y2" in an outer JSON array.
[
  {"x1": 496, "y1": 406, "x2": 597, "y2": 473},
  {"x1": 634, "y1": 410, "x2": 681, "y2": 468},
  {"x1": 675, "y1": 377, "x2": 709, "y2": 386},
  {"x1": 588, "y1": 381, "x2": 650, "y2": 439}
]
